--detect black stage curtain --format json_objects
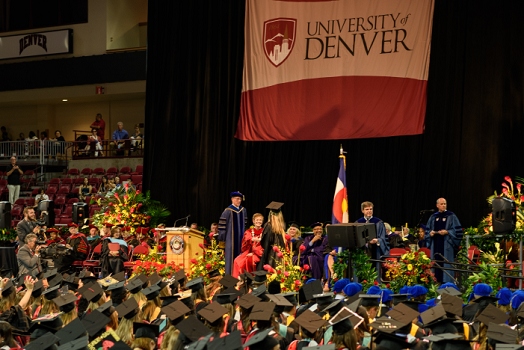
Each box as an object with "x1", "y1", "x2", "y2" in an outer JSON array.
[{"x1": 144, "y1": 0, "x2": 524, "y2": 230}]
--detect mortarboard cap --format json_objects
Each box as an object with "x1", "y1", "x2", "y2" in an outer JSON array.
[
  {"x1": 370, "y1": 316, "x2": 405, "y2": 334},
  {"x1": 186, "y1": 334, "x2": 213, "y2": 350},
  {"x1": 216, "y1": 290, "x2": 240, "y2": 305},
  {"x1": 243, "y1": 328, "x2": 279, "y2": 350},
  {"x1": 160, "y1": 295, "x2": 179, "y2": 307},
  {"x1": 142, "y1": 284, "x2": 161, "y2": 300},
  {"x1": 294, "y1": 309, "x2": 327, "y2": 334},
  {"x1": 55, "y1": 318, "x2": 87, "y2": 345},
  {"x1": 267, "y1": 294, "x2": 293, "y2": 308},
  {"x1": 115, "y1": 297, "x2": 139, "y2": 320},
  {"x1": 441, "y1": 293, "x2": 464, "y2": 316},
  {"x1": 251, "y1": 284, "x2": 267, "y2": 299},
  {"x1": 310, "y1": 222, "x2": 323, "y2": 228},
  {"x1": 387, "y1": 302, "x2": 420, "y2": 326},
  {"x1": 329, "y1": 309, "x2": 354, "y2": 335},
  {"x1": 62, "y1": 274, "x2": 80, "y2": 292},
  {"x1": 198, "y1": 302, "x2": 228, "y2": 324},
  {"x1": 185, "y1": 277, "x2": 204, "y2": 292},
  {"x1": 424, "y1": 333, "x2": 463, "y2": 342},
  {"x1": 0, "y1": 279, "x2": 14, "y2": 297},
  {"x1": 29, "y1": 313, "x2": 63, "y2": 335},
  {"x1": 57, "y1": 335, "x2": 89, "y2": 350},
  {"x1": 53, "y1": 293, "x2": 77, "y2": 313},
  {"x1": 250, "y1": 301, "x2": 276, "y2": 321},
  {"x1": 48, "y1": 273, "x2": 64, "y2": 288},
  {"x1": 125, "y1": 277, "x2": 143, "y2": 294},
  {"x1": 280, "y1": 292, "x2": 298, "y2": 305},
  {"x1": 208, "y1": 269, "x2": 221, "y2": 279},
  {"x1": 176, "y1": 315, "x2": 212, "y2": 342},
  {"x1": 266, "y1": 201, "x2": 284, "y2": 211},
  {"x1": 299, "y1": 279, "x2": 323, "y2": 303},
  {"x1": 420, "y1": 304, "x2": 446, "y2": 325},
  {"x1": 487, "y1": 323, "x2": 518, "y2": 344},
  {"x1": 391, "y1": 293, "x2": 409, "y2": 305},
  {"x1": 401, "y1": 300, "x2": 422, "y2": 312},
  {"x1": 219, "y1": 274, "x2": 239, "y2": 289},
  {"x1": 437, "y1": 287, "x2": 463, "y2": 297},
  {"x1": 112, "y1": 271, "x2": 126, "y2": 282},
  {"x1": 42, "y1": 284, "x2": 61, "y2": 300},
  {"x1": 81, "y1": 310, "x2": 110, "y2": 338},
  {"x1": 96, "y1": 300, "x2": 115, "y2": 317},
  {"x1": 25, "y1": 332, "x2": 60, "y2": 350},
  {"x1": 252, "y1": 270, "x2": 268, "y2": 283},
  {"x1": 230, "y1": 191, "x2": 244, "y2": 199},
  {"x1": 133, "y1": 322, "x2": 160, "y2": 339},
  {"x1": 207, "y1": 330, "x2": 242, "y2": 350},
  {"x1": 98, "y1": 276, "x2": 118, "y2": 289},
  {"x1": 161, "y1": 300, "x2": 191, "y2": 323},
  {"x1": 106, "y1": 280, "x2": 125, "y2": 293},
  {"x1": 44, "y1": 268, "x2": 58, "y2": 280},
  {"x1": 68, "y1": 222, "x2": 78, "y2": 228},
  {"x1": 78, "y1": 282, "x2": 103, "y2": 303},
  {"x1": 359, "y1": 294, "x2": 381, "y2": 307},
  {"x1": 148, "y1": 272, "x2": 162, "y2": 286},
  {"x1": 236, "y1": 293, "x2": 261, "y2": 309},
  {"x1": 174, "y1": 269, "x2": 187, "y2": 282},
  {"x1": 32, "y1": 279, "x2": 45, "y2": 298},
  {"x1": 475, "y1": 304, "x2": 509, "y2": 326}
]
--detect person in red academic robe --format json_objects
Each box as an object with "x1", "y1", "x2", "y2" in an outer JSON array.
[{"x1": 232, "y1": 213, "x2": 264, "y2": 278}]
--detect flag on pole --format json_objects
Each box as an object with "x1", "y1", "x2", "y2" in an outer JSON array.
[{"x1": 332, "y1": 147, "x2": 348, "y2": 224}]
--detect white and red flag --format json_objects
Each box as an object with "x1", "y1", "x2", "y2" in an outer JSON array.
[{"x1": 237, "y1": 0, "x2": 435, "y2": 141}]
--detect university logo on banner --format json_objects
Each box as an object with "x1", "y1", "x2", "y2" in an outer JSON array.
[
  {"x1": 263, "y1": 18, "x2": 297, "y2": 67},
  {"x1": 237, "y1": 0, "x2": 435, "y2": 141}
]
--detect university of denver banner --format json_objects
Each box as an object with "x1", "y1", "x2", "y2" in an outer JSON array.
[{"x1": 236, "y1": 0, "x2": 435, "y2": 141}]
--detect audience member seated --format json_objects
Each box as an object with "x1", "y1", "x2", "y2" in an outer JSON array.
[
  {"x1": 56, "y1": 222, "x2": 89, "y2": 273},
  {"x1": 50, "y1": 130, "x2": 66, "y2": 157},
  {"x1": 85, "y1": 128, "x2": 104, "y2": 156},
  {"x1": 45, "y1": 227, "x2": 66, "y2": 246},
  {"x1": 98, "y1": 176, "x2": 110, "y2": 196},
  {"x1": 130, "y1": 124, "x2": 143, "y2": 151},
  {"x1": 300, "y1": 222, "x2": 329, "y2": 280},
  {"x1": 78, "y1": 177, "x2": 92, "y2": 202},
  {"x1": 110, "y1": 121, "x2": 129, "y2": 155},
  {"x1": 100, "y1": 226, "x2": 129, "y2": 277},
  {"x1": 34, "y1": 188, "x2": 49, "y2": 205},
  {"x1": 87, "y1": 224, "x2": 101, "y2": 248}
]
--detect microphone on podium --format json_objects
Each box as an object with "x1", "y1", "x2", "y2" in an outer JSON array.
[{"x1": 173, "y1": 214, "x2": 191, "y2": 227}]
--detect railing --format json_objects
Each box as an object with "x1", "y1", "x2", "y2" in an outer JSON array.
[{"x1": 0, "y1": 138, "x2": 144, "y2": 163}]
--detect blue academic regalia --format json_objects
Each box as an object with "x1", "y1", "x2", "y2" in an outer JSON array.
[
  {"x1": 356, "y1": 217, "x2": 389, "y2": 259},
  {"x1": 425, "y1": 211, "x2": 462, "y2": 283},
  {"x1": 218, "y1": 205, "x2": 247, "y2": 274},
  {"x1": 300, "y1": 234, "x2": 329, "y2": 279}
]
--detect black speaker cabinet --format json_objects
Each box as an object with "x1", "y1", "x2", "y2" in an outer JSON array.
[
  {"x1": 73, "y1": 202, "x2": 89, "y2": 224},
  {"x1": 38, "y1": 200, "x2": 55, "y2": 227},
  {"x1": 492, "y1": 197, "x2": 516, "y2": 234},
  {"x1": 0, "y1": 201, "x2": 12, "y2": 229}
]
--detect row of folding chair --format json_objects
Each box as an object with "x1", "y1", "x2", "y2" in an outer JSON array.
[{"x1": 66, "y1": 165, "x2": 143, "y2": 178}]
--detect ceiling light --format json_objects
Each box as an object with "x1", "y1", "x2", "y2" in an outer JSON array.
[{"x1": 62, "y1": 99, "x2": 68, "y2": 102}]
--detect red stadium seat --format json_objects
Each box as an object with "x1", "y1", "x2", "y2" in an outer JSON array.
[
  {"x1": 80, "y1": 168, "x2": 92, "y2": 177},
  {"x1": 67, "y1": 168, "x2": 80, "y2": 178},
  {"x1": 131, "y1": 165, "x2": 143, "y2": 175}
]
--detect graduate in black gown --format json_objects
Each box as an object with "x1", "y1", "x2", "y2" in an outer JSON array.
[{"x1": 257, "y1": 202, "x2": 287, "y2": 270}]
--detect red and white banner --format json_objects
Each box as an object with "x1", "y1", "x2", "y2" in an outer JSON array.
[{"x1": 236, "y1": 0, "x2": 435, "y2": 141}]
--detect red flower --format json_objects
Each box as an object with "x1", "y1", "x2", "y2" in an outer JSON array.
[
  {"x1": 294, "y1": 280, "x2": 301, "y2": 286},
  {"x1": 374, "y1": 281, "x2": 378, "y2": 286},
  {"x1": 209, "y1": 232, "x2": 215, "y2": 238},
  {"x1": 285, "y1": 234, "x2": 291, "y2": 241},
  {"x1": 273, "y1": 246, "x2": 280, "y2": 252},
  {"x1": 263, "y1": 264, "x2": 272, "y2": 271},
  {"x1": 502, "y1": 188, "x2": 508, "y2": 194},
  {"x1": 281, "y1": 278, "x2": 285, "y2": 283},
  {"x1": 205, "y1": 263, "x2": 211, "y2": 269},
  {"x1": 386, "y1": 283, "x2": 390, "y2": 288},
  {"x1": 277, "y1": 252, "x2": 283, "y2": 258},
  {"x1": 299, "y1": 245, "x2": 306, "y2": 252},
  {"x1": 284, "y1": 271, "x2": 290, "y2": 277},
  {"x1": 136, "y1": 190, "x2": 141, "y2": 194},
  {"x1": 114, "y1": 193, "x2": 119, "y2": 198},
  {"x1": 362, "y1": 280, "x2": 367, "y2": 284},
  {"x1": 190, "y1": 258, "x2": 198, "y2": 264},
  {"x1": 303, "y1": 264, "x2": 310, "y2": 271},
  {"x1": 198, "y1": 243, "x2": 205, "y2": 249},
  {"x1": 518, "y1": 183, "x2": 522, "y2": 192},
  {"x1": 505, "y1": 176, "x2": 512, "y2": 183}
]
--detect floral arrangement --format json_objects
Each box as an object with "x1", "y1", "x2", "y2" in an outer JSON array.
[
  {"x1": 0, "y1": 227, "x2": 16, "y2": 242},
  {"x1": 91, "y1": 186, "x2": 170, "y2": 231},
  {"x1": 263, "y1": 244, "x2": 308, "y2": 292},
  {"x1": 188, "y1": 236, "x2": 226, "y2": 284},
  {"x1": 351, "y1": 249, "x2": 380, "y2": 291},
  {"x1": 131, "y1": 245, "x2": 182, "y2": 278},
  {"x1": 384, "y1": 250, "x2": 437, "y2": 293}
]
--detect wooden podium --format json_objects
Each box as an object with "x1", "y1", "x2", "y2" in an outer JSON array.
[{"x1": 163, "y1": 227, "x2": 205, "y2": 267}]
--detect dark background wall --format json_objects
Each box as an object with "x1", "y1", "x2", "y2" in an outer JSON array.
[{"x1": 143, "y1": 0, "x2": 524, "y2": 230}]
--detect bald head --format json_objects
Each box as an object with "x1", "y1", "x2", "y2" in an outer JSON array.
[{"x1": 436, "y1": 198, "x2": 447, "y2": 212}]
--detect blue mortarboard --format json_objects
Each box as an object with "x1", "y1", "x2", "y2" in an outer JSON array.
[
  {"x1": 342, "y1": 283, "x2": 362, "y2": 297},
  {"x1": 419, "y1": 224, "x2": 427, "y2": 230},
  {"x1": 230, "y1": 191, "x2": 244, "y2": 199},
  {"x1": 510, "y1": 290, "x2": 524, "y2": 310},
  {"x1": 438, "y1": 282, "x2": 460, "y2": 291},
  {"x1": 333, "y1": 278, "x2": 350, "y2": 293},
  {"x1": 399, "y1": 286, "x2": 410, "y2": 295},
  {"x1": 468, "y1": 283, "x2": 492, "y2": 303},
  {"x1": 496, "y1": 287, "x2": 512, "y2": 306},
  {"x1": 382, "y1": 289, "x2": 393, "y2": 303},
  {"x1": 305, "y1": 278, "x2": 317, "y2": 284},
  {"x1": 366, "y1": 285, "x2": 382, "y2": 295},
  {"x1": 410, "y1": 285, "x2": 428, "y2": 298}
]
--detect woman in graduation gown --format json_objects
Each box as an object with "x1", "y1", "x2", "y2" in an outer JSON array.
[
  {"x1": 232, "y1": 213, "x2": 265, "y2": 278},
  {"x1": 257, "y1": 202, "x2": 287, "y2": 270},
  {"x1": 100, "y1": 226, "x2": 129, "y2": 277}
]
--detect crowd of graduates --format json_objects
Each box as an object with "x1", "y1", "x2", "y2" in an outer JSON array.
[{"x1": 2, "y1": 258, "x2": 524, "y2": 350}]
